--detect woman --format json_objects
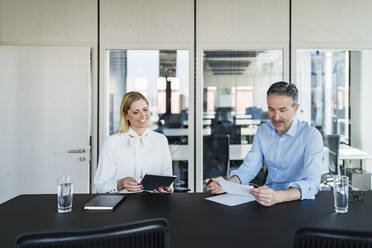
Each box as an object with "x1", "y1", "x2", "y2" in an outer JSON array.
[{"x1": 94, "y1": 91, "x2": 173, "y2": 193}]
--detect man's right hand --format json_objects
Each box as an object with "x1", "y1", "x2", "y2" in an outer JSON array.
[
  {"x1": 205, "y1": 177, "x2": 225, "y2": 194},
  {"x1": 205, "y1": 176, "x2": 242, "y2": 194},
  {"x1": 117, "y1": 177, "x2": 143, "y2": 192}
]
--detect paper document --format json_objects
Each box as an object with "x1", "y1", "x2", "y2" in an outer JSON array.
[
  {"x1": 206, "y1": 193, "x2": 255, "y2": 206},
  {"x1": 217, "y1": 178, "x2": 253, "y2": 196},
  {"x1": 205, "y1": 179, "x2": 255, "y2": 206}
]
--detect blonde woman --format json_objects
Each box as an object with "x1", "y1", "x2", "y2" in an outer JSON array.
[{"x1": 94, "y1": 91, "x2": 173, "y2": 193}]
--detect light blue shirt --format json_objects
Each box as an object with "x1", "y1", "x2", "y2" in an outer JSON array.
[{"x1": 231, "y1": 118, "x2": 323, "y2": 200}]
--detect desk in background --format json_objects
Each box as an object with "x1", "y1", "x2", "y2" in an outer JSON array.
[
  {"x1": 1, "y1": 192, "x2": 372, "y2": 248},
  {"x1": 169, "y1": 144, "x2": 252, "y2": 161},
  {"x1": 163, "y1": 128, "x2": 212, "y2": 136},
  {"x1": 339, "y1": 144, "x2": 372, "y2": 170}
]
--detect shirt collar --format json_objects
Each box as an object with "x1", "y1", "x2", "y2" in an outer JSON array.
[
  {"x1": 286, "y1": 118, "x2": 298, "y2": 137},
  {"x1": 128, "y1": 127, "x2": 149, "y2": 137},
  {"x1": 269, "y1": 118, "x2": 298, "y2": 137},
  {"x1": 127, "y1": 128, "x2": 149, "y2": 147}
]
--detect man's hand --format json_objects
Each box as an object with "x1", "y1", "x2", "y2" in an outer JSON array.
[
  {"x1": 250, "y1": 186, "x2": 280, "y2": 207},
  {"x1": 249, "y1": 186, "x2": 301, "y2": 207},
  {"x1": 206, "y1": 176, "x2": 242, "y2": 194},
  {"x1": 117, "y1": 177, "x2": 143, "y2": 192},
  {"x1": 205, "y1": 177, "x2": 225, "y2": 194}
]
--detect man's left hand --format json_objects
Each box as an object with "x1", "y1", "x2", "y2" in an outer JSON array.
[{"x1": 250, "y1": 186, "x2": 280, "y2": 207}]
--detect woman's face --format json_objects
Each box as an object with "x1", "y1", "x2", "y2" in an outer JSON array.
[{"x1": 125, "y1": 99, "x2": 150, "y2": 132}]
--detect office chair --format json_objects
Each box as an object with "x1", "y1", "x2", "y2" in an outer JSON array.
[
  {"x1": 215, "y1": 107, "x2": 234, "y2": 123},
  {"x1": 249, "y1": 164, "x2": 268, "y2": 187},
  {"x1": 16, "y1": 218, "x2": 169, "y2": 248},
  {"x1": 246, "y1": 107, "x2": 263, "y2": 120},
  {"x1": 228, "y1": 125, "x2": 241, "y2": 144},
  {"x1": 203, "y1": 135, "x2": 230, "y2": 184},
  {"x1": 165, "y1": 113, "x2": 184, "y2": 128},
  {"x1": 324, "y1": 134, "x2": 340, "y2": 175},
  {"x1": 293, "y1": 227, "x2": 372, "y2": 248},
  {"x1": 320, "y1": 134, "x2": 341, "y2": 189}
]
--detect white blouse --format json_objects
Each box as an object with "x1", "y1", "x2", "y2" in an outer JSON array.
[{"x1": 94, "y1": 128, "x2": 173, "y2": 193}]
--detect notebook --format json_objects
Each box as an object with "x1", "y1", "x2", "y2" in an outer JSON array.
[{"x1": 84, "y1": 195, "x2": 125, "y2": 210}]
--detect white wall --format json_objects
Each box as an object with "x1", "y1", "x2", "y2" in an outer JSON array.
[
  {"x1": 0, "y1": 0, "x2": 98, "y2": 192},
  {"x1": 0, "y1": 0, "x2": 96, "y2": 44},
  {"x1": 292, "y1": 0, "x2": 372, "y2": 46}
]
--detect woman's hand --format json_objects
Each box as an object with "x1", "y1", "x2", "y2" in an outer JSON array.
[
  {"x1": 152, "y1": 186, "x2": 172, "y2": 193},
  {"x1": 117, "y1": 177, "x2": 143, "y2": 192}
]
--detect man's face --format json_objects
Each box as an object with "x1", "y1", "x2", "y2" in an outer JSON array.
[{"x1": 267, "y1": 95, "x2": 299, "y2": 136}]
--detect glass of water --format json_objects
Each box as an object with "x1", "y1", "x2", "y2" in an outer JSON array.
[
  {"x1": 333, "y1": 175, "x2": 349, "y2": 214},
  {"x1": 57, "y1": 176, "x2": 73, "y2": 213}
]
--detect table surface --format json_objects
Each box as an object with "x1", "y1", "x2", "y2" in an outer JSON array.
[{"x1": 1, "y1": 192, "x2": 372, "y2": 248}]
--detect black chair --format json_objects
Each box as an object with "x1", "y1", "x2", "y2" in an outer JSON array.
[
  {"x1": 293, "y1": 227, "x2": 372, "y2": 248},
  {"x1": 249, "y1": 164, "x2": 268, "y2": 187},
  {"x1": 164, "y1": 113, "x2": 184, "y2": 128},
  {"x1": 16, "y1": 218, "x2": 169, "y2": 248},
  {"x1": 324, "y1": 134, "x2": 340, "y2": 175},
  {"x1": 215, "y1": 107, "x2": 234, "y2": 123},
  {"x1": 228, "y1": 125, "x2": 241, "y2": 144},
  {"x1": 203, "y1": 135, "x2": 230, "y2": 183}
]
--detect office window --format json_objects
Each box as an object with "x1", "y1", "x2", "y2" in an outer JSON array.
[
  {"x1": 107, "y1": 49, "x2": 190, "y2": 189},
  {"x1": 201, "y1": 50, "x2": 283, "y2": 190}
]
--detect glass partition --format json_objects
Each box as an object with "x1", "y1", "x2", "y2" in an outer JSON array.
[
  {"x1": 297, "y1": 49, "x2": 372, "y2": 191},
  {"x1": 107, "y1": 49, "x2": 190, "y2": 189},
  {"x1": 297, "y1": 50, "x2": 349, "y2": 143},
  {"x1": 201, "y1": 50, "x2": 284, "y2": 190}
]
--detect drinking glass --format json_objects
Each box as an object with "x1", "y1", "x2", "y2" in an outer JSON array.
[
  {"x1": 333, "y1": 175, "x2": 349, "y2": 214},
  {"x1": 57, "y1": 176, "x2": 73, "y2": 213}
]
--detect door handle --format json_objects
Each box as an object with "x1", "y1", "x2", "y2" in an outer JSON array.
[{"x1": 67, "y1": 149, "x2": 86, "y2": 154}]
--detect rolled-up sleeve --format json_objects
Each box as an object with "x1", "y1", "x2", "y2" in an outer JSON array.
[
  {"x1": 230, "y1": 129, "x2": 264, "y2": 185},
  {"x1": 288, "y1": 129, "x2": 323, "y2": 200},
  {"x1": 94, "y1": 140, "x2": 118, "y2": 194}
]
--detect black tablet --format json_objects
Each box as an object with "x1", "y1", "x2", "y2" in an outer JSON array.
[{"x1": 140, "y1": 174, "x2": 177, "y2": 191}]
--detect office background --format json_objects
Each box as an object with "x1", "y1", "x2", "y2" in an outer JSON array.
[{"x1": 1, "y1": 0, "x2": 372, "y2": 203}]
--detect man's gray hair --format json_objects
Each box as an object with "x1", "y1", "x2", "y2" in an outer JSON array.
[{"x1": 267, "y1": 81, "x2": 298, "y2": 105}]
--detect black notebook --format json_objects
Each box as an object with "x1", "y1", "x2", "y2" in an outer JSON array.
[{"x1": 84, "y1": 195, "x2": 125, "y2": 210}]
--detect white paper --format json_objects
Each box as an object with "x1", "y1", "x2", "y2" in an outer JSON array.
[
  {"x1": 217, "y1": 178, "x2": 253, "y2": 196},
  {"x1": 206, "y1": 193, "x2": 255, "y2": 206},
  {"x1": 205, "y1": 179, "x2": 256, "y2": 206}
]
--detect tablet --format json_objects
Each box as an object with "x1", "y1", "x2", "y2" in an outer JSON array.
[{"x1": 140, "y1": 174, "x2": 177, "y2": 191}]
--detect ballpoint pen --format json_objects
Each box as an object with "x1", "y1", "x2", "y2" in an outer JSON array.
[{"x1": 205, "y1": 179, "x2": 215, "y2": 186}]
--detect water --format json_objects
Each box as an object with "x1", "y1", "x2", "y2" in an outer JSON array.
[
  {"x1": 333, "y1": 184, "x2": 348, "y2": 213},
  {"x1": 57, "y1": 183, "x2": 73, "y2": 213}
]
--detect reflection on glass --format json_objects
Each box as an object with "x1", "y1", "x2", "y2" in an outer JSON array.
[
  {"x1": 202, "y1": 50, "x2": 283, "y2": 190},
  {"x1": 107, "y1": 50, "x2": 189, "y2": 189},
  {"x1": 296, "y1": 50, "x2": 349, "y2": 144}
]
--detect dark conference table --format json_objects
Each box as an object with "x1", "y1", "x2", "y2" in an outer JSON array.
[{"x1": 1, "y1": 192, "x2": 372, "y2": 248}]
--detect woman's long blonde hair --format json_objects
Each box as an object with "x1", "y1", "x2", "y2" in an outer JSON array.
[{"x1": 118, "y1": 91, "x2": 151, "y2": 133}]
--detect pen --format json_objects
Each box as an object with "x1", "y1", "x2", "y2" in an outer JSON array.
[{"x1": 205, "y1": 179, "x2": 213, "y2": 186}]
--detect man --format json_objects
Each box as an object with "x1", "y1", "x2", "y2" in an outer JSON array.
[{"x1": 206, "y1": 81, "x2": 323, "y2": 207}]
